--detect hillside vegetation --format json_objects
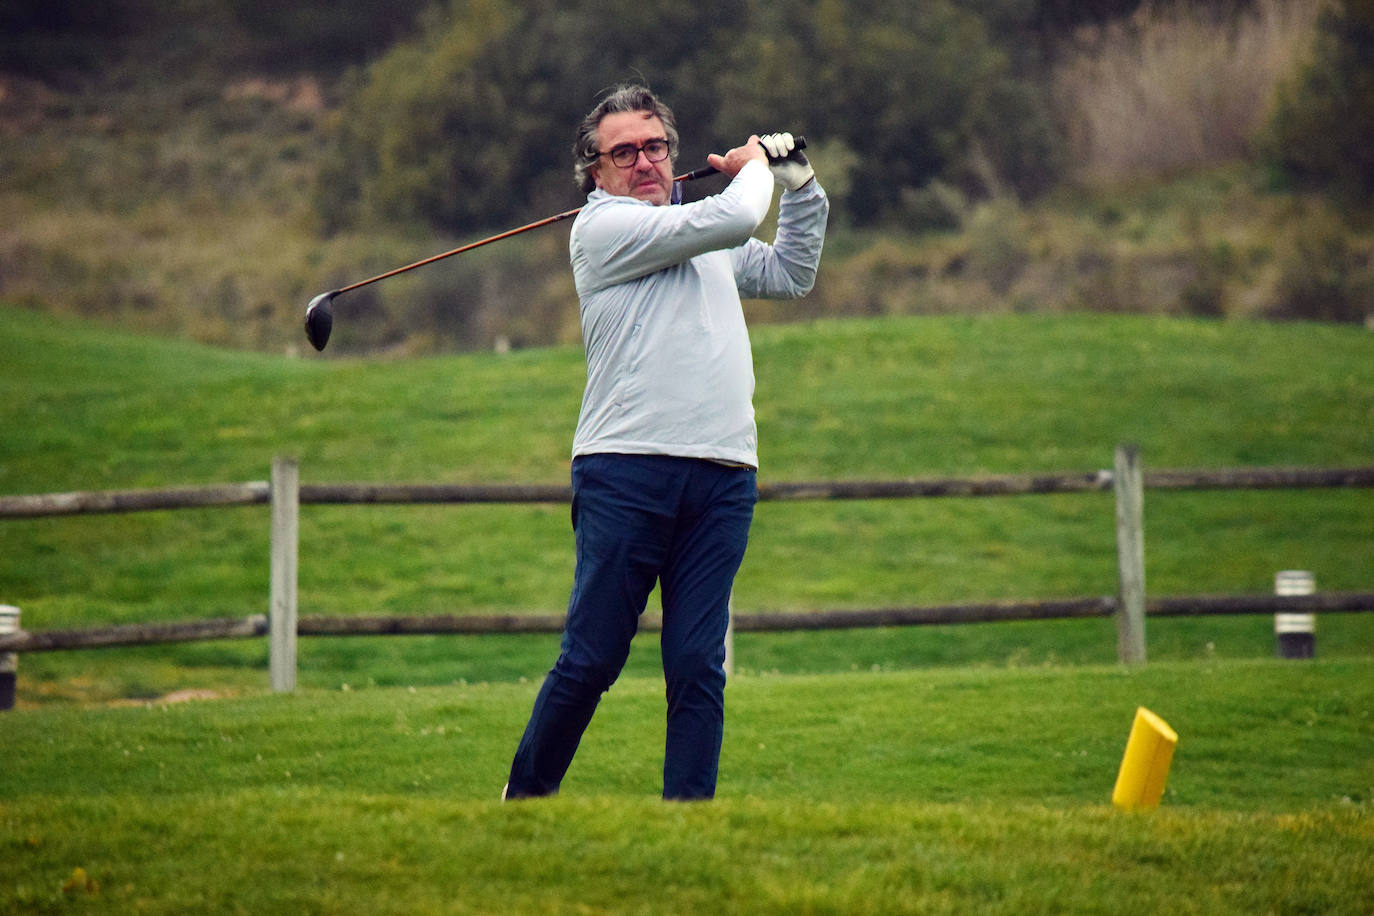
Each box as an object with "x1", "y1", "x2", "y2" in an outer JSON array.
[{"x1": 1, "y1": 0, "x2": 1371, "y2": 353}]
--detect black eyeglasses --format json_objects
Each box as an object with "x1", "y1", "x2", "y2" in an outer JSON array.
[{"x1": 599, "y1": 139, "x2": 671, "y2": 168}]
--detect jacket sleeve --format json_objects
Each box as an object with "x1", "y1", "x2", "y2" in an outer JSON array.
[
  {"x1": 573, "y1": 161, "x2": 774, "y2": 293},
  {"x1": 731, "y1": 179, "x2": 829, "y2": 299}
]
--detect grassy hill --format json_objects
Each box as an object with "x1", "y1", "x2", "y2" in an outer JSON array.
[
  {"x1": 2, "y1": 308, "x2": 1371, "y2": 911},
  {"x1": 1, "y1": 307, "x2": 1371, "y2": 703}
]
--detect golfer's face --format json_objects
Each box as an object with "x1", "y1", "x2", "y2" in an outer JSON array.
[{"x1": 592, "y1": 111, "x2": 673, "y2": 206}]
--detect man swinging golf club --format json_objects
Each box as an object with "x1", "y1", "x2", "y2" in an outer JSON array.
[{"x1": 503, "y1": 84, "x2": 829, "y2": 801}]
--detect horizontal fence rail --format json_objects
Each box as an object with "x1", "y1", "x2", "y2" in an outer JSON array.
[
  {"x1": 2, "y1": 454, "x2": 1371, "y2": 691},
  {"x1": 0, "y1": 615, "x2": 270, "y2": 652},
  {"x1": 0, "y1": 483, "x2": 271, "y2": 518},
  {"x1": 4, "y1": 593, "x2": 1372, "y2": 655},
  {"x1": 4, "y1": 467, "x2": 1374, "y2": 519}
]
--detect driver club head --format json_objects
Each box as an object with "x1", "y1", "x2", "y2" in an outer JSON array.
[{"x1": 304, "y1": 290, "x2": 338, "y2": 351}]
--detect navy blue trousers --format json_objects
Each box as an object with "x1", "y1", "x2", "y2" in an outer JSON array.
[{"x1": 505, "y1": 454, "x2": 757, "y2": 800}]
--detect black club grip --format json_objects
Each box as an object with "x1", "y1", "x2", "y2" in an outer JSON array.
[{"x1": 678, "y1": 135, "x2": 807, "y2": 182}]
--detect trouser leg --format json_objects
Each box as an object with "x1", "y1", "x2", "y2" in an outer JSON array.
[
  {"x1": 504, "y1": 668, "x2": 604, "y2": 798},
  {"x1": 505, "y1": 455, "x2": 668, "y2": 798},
  {"x1": 659, "y1": 463, "x2": 757, "y2": 800}
]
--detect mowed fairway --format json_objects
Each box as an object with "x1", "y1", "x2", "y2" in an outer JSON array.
[
  {"x1": 2, "y1": 659, "x2": 1372, "y2": 913},
  {"x1": 1, "y1": 307, "x2": 1372, "y2": 911}
]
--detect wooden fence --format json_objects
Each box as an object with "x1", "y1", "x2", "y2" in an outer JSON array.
[{"x1": 2, "y1": 446, "x2": 1372, "y2": 692}]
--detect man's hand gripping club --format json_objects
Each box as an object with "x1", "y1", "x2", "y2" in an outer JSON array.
[
  {"x1": 705, "y1": 132, "x2": 814, "y2": 189},
  {"x1": 759, "y1": 132, "x2": 814, "y2": 190},
  {"x1": 706, "y1": 135, "x2": 769, "y2": 178}
]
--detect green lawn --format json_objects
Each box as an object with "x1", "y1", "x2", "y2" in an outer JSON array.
[
  {"x1": 2, "y1": 308, "x2": 1369, "y2": 909},
  {"x1": 1, "y1": 306, "x2": 1371, "y2": 703},
  {"x1": 2, "y1": 659, "x2": 1370, "y2": 913}
]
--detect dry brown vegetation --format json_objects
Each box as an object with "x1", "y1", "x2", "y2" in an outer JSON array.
[{"x1": 1055, "y1": 0, "x2": 1327, "y2": 185}]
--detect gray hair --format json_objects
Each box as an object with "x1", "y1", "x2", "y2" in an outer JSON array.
[{"x1": 572, "y1": 84, "x2": 679, "y2": 194}]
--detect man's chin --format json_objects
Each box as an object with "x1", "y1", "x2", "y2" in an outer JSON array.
[{"x1": 632, "y1": 185, "x2": 670, "y2": 206}]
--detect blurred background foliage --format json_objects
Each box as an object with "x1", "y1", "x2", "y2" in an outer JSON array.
[
  {"x1": 0, "y1": 0, "x2": 1370, "y2": 353},
  {"x1": 316, "y1": 0, "x2": 1076, "y2": 231}
]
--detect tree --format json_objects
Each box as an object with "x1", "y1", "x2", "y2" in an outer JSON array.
[
  {"x1": 1266, "y1": 0, "x2": 1374, "y2": 203},
  {"x1": 317, "y1": 0, "x2": 1067, "y2": 233}
]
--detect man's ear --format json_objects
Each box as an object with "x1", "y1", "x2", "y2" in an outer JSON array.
[{"x1": 589, "y1": 163, "x2": 602, "y2": 189}]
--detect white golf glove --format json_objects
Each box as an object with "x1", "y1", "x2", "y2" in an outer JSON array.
[{"x1": 759, "y1": 132, "x2": 814, "y2": 191}]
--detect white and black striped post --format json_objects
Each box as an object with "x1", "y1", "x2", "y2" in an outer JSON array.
[
  {"x1": 0, "y1": 605, "x2": 19, "y2": 710},
  {"x1": 1274, "y1": 570, "x2": 1316, "y2": 659}
]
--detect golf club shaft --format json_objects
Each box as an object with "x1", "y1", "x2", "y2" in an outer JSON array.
[
  {"x1": 336, "y1": 206, "x2": 581, "y2": 295},
  {"x1": 338, "y1": 168, "x2": 709, "y2": 296},
  {"x1": 305, "y1": 138, "x2": 805, "y2": 351},
  {"x1": 332, "y1": 137, "x2": 803, "y2": 295}
]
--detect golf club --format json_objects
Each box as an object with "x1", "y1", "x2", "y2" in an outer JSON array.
[{"x1": 304, "y1": 137, "x2": 806, "y2": 351}]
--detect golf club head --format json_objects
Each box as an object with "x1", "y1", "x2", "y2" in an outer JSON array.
[{"x1": 304, "y1": 291, "x2": 337, "y2": 352}]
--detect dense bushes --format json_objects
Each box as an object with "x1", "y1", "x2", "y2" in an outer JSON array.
[
  {"x1": 316, "y1": 0, "x2": 1355, "y2": 238},
  {"x1": 225, "y1": 0, "x2": 432, "y2": 72},
  {"x1": 0, "y1": 0, "x2": 152, "y2": 80},
  {"x1": 0, "y1": 0, "x2": 430, "y2": 82},
  {"x1": 1265, "y1": 0, "x2": 1374, "y2": 204},
  {"x1": 314, "y1": 0, "x2": 1068, "y2": 233},
  {"x1": 2, "y1": 0, "x2": 1369, "y2": 351}
]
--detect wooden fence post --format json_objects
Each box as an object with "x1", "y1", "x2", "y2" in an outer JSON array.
[
  {"x1": 270, "y1": 456, "x2": 299, "y2": 692},
  {"x1": 1114, "y1": 444, "x2": 1147, "y2": 665}
]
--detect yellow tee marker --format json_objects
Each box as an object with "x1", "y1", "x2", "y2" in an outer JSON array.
[{"x1": 1112, "y1": 707, "x2": 1178, "y2": 811}]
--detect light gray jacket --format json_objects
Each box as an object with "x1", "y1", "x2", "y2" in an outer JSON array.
[{"x1": 569, "y1": 159, "x2": 829, "y2": 468}]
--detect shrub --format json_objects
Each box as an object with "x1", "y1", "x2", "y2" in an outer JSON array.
[
  {"x1": 1268, "y1": 208, "x2": 1373, "y2": 323},
  {"x1": 318, "y1": 0, "x2": 1065, "y2": 233},
  {"x1": 1265, "y1": 0, "x2": 1374, "y2": 204}
]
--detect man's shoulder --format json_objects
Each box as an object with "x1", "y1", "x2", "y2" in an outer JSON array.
[
  {"x1": 572, "y1": 191, "x2": 655, "y2": 245},
  {"x1": 579, "y1": 189, "x2": 653, "y2": 214}
]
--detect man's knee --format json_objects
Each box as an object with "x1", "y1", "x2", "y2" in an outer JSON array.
[
  {"x1": 553, "y1": 653, "x2": 624, "y2": 697},
  {"x1": 664, "y1": 650, "x2": 726, "y2": 701}
]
